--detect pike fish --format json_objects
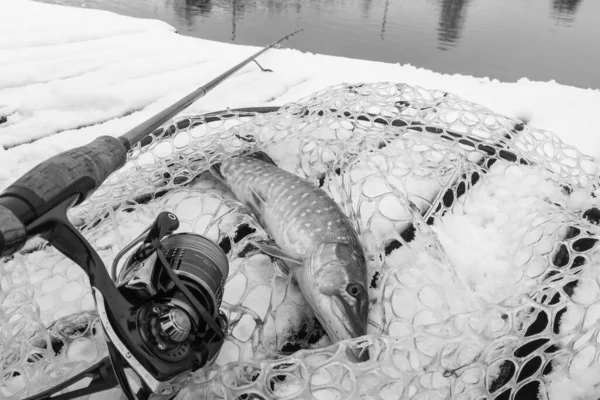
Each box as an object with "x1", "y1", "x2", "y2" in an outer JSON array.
[{"x1": 211, "y1": 152, "x2": 368, "y2": 342}]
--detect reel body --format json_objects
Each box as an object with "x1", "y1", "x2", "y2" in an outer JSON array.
[
  {"x1": 115, "y1": 227, "x2": 229, "y2": 375},
  {"x1": 25, "y1": 210, "x2": 230, "y2": 400},
  {"x1": 108, "y1": 212, "x2": 230, "y2": 399}
]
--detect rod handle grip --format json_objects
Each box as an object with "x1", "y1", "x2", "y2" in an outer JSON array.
[{"x1": 0, "y1": 136, "x2": 128, "y2": 257}]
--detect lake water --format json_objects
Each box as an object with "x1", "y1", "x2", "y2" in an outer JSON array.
[{"x1": 38, "y1": 0, "x2": 600, "y2": 90}]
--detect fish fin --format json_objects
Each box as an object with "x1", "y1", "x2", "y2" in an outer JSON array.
[
  {"x1": 239, "y1": 242, "x2": 295, "y2": 277},
  {"x1": 248, "y1": 187, "x2": 268, "y2": 214},
  {"x1": 248, "y1": 239, "x2": 303, "y2": 266},
  {"x1": 209, "y1": 162, "x2": 227, "y2": 185},
  {"x1": 245, "y1": 150, "x2": 277, "y2": 166},
  {"x1": 275, "y1": 260, "x2": 292, "y2": 276}
]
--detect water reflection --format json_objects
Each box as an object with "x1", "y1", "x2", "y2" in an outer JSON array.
[
  {"x1": 551, "y1": 0, "x2": 583, "y2": 24},
  {"x1": 231, "y1": 0, "x2": 246, "y2": 41},
  {"x1": 437, "y1": 0, "x2": 470, "y2": 51},
  {"x1": 172, "y1": 0, "x2": 213, "y2": 28},
  {"x1": 37, "y1": 0, "x2": 600, "y2": 89},
  {"x1": 266, "y1": 0, "x2": 284, "y2": 16},
  {"x1": 361, "y1": 0, "x2": 373, "y2": 19},
  {"x1": 380, "y1": 0, "x2": 389, "y2": 39},
  {"x1": 186, "y1": 0, "x2": 212, "y2": 15}
]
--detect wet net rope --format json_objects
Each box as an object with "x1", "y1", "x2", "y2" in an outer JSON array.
[{"x1": 2, "y1": 82, "x2": 600, "y2": 400}]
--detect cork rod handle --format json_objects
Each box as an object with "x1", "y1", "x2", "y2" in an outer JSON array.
[{"x1": 0, "y1": 136, "x2": 127, "y2": 257}]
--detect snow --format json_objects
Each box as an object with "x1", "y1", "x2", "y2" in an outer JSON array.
[
  {"x1": 433, "y1": 163, "x2": 565, "y2": 303},
  {"x1": 2, "y1": 1, "x2": 600, "y2": 400},
  {"x1": 2, "y1": 0, "x2": 600, "y2": 188}
]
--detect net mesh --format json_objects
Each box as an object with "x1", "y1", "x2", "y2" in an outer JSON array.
[{"x1": 2, "y1": 82, "x2": 600, "y2": 400}]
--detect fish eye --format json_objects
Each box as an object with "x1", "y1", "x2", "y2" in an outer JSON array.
[{"x1": 346, "y1": 283, "x2": 363, "y2": 298}]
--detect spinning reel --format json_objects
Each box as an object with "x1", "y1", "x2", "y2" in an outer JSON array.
[
  {"x1": 0, "y1": 30, "x2": 303, "y2": 400},
  {"x1": 25, "y1": 208, "x2": 229, "y2": 400}
]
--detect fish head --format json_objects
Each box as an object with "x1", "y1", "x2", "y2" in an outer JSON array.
[{"x1": 303, "y1": 241, "x2": 369, "y2": 343}]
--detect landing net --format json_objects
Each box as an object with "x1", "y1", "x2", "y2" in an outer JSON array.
[{"x1": 2, "y1": 82, "x2": 600, "y2": 400}]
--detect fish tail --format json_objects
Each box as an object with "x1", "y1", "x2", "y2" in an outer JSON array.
[{"x1": 244, "y1": 150, "x2": 277, "y2": 166}]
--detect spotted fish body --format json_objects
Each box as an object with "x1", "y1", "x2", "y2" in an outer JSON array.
[{"x1": 214, "y1": 155, "x2": 369, "y2": 342}]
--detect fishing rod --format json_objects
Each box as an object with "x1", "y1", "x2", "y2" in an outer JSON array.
[
  {"x1": 0, "y1": 28, "x2": 301, "y2": 259},
  {"x1": 0, "y1": 29, "x2": 302, "y2": 400}
]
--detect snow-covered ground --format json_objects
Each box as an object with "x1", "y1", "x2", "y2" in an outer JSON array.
[
  {"x1": 2, "y1": 1, "x2": 600, "y2": 400},
  {"x1": 1, "y1": 0, "x2": 600, "y2": 190}
]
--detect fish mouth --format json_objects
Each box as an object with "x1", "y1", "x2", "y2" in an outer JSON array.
[
  {"x1": 338, "y1": 295, "x2": 368, "y2": 338},
  {"x1": 337, "y1": 296, "x2": 370, "y2": 362},
  {"x1": 301, "y1": 289, "x2": 367, "y2": 343},
  {"x1": 304, "y1": 241, "x2": 369, "y2": 341},
  {"x1": 319, "y1": 294, "x2": 368, "y2": 342}
]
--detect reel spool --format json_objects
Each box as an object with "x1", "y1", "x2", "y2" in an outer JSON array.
[{"x1": 115, "y1": 228, "x2": 229, "y2": 369}]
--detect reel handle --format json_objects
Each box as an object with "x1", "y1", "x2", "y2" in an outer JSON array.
[
  {"x1": 131, "y1": 212, "x2": 180, "y2": 262},
  {"x1": 145, "y1": 212, "x2": 180, "y2": 244}
]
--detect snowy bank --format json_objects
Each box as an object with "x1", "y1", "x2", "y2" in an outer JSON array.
[{"x1": 1, "y1": 0, "x2": 600, "y2": 190}]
